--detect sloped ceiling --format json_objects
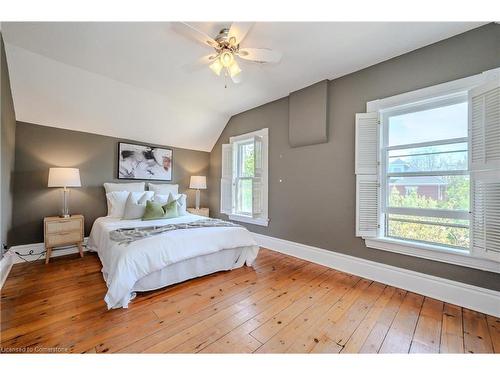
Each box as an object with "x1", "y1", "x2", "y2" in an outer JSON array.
[{"x1": 2, "y1": 22, "x2": 485, "y2": 151}]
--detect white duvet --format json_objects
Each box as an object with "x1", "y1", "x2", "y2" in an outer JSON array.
[{"x1": 87, "y1": 214, "x2": 259, "y2": 309}]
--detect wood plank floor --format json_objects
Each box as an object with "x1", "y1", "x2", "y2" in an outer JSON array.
[{"x1": 1, "y1": 249, "x2": 498, "y2": 354}]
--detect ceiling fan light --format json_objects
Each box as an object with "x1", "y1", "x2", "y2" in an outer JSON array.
[
  {"x1": 209, "y1": 59, "x2": 223, "y2": 76},
  {"x1": 220, "y1": 51, "x2": 234, "y2": 67},
  {"x1": 228, "y1": 60, "x2": 242, "y2": 78}
]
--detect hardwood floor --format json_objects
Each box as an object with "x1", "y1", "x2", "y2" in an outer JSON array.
[{"x1": 1, "y1": 249, "x2": 498, "y2": 354}]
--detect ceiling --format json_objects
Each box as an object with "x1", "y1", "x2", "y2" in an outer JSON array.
[{"x1": 2, "y1": 22, "x2": 485, "y2": 152}]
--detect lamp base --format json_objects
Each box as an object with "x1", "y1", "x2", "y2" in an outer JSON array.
[
  {"x1": 195, "y1": 189, "x2": 200, "y2": 210},
  {"x1": 61, "y1": 188, "x2": 71, "y2": 218}
]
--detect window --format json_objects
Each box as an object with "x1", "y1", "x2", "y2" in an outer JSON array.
[
  {"x1": 382, "y1": 97, "x2": 470, "y2": 249},
  {"x1": 220, "y1": 128, "x2": 269, "y2": 226},
  {"x1": 355, "y1": 69, "x2": 500, "y2": 271}
]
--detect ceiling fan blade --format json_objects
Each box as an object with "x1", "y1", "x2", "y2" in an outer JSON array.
[
  {"x1": 183, "y1": 53, "x2": 218, "y2": 73},
  {"x1": 171, "y1": 22, "x2": 219, "y2": 49},
  {"x1": 238, "y1": 48, "x2": 282, "y2": 63},
  {"x1": 228, "y1": 22, "x2": 254, "y2": 45}
]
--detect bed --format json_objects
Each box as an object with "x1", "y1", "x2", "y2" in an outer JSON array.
[{"x1": 87, "y1": 214, "x2": 259, "y2": 309}]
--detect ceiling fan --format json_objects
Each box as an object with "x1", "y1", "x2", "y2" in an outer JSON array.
[{"x1": 173, "y1": 22, "x2": 282, "y2": 84}]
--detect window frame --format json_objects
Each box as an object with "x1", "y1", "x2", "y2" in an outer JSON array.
[
  {"x1": 232, "y1": 138, "x2": 256, "y2": 217},
  {"x1": 363, "y1": 67, "x2": 500, "y2": 272},
  {"x1": 379, "y1": 94, "x2": 471, "y2": 250},
  {"x1": 227, "y1": 128, "x2": 269, "y2": 227}
]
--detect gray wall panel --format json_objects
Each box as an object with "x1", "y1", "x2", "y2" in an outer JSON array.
[{"x1": 289, "y1": 80, "x2": 328, "y2": 147}]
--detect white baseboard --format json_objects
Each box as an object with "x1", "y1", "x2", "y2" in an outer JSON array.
[
  {"x1": 0, "y1": 252, "x2": 15, "y2": 289},
  {"x1": 8, "y1": 237, "x2": 89, "y2": 264},
  {"x1": 253, "y1": 233, "x2": 500, "y2": 317}
]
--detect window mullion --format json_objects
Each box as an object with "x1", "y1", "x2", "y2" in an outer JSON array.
[
  {"x1": 386, "y1": 207, "x2": 470, "y2": 220},
  {"x1": 387, "y1": 170, "x2": 468, "y2": 178},
  {"x1": 386, "y1": 137, "x2": 468, "y2": 152}
]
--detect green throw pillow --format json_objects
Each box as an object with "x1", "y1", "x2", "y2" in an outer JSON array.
[
  {"x1": 162, "y1": 199, "x2": 179, "y2": 219},
  {"x1": 142, "y1": 199, "x2": 179, "y2": 220}
]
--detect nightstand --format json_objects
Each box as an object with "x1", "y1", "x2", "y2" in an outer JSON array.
[
  {"x1": 44, "y1": 215, "x2": 84, "y2": 264},
  {"x1": 187, "y1": 208, "x2": 209, "y2": 217}
]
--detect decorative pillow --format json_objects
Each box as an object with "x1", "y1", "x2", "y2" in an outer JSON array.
[
  {"x1": 106, "y1": 191, "x2": 130, "y2": 218},
  {"x1": 176, "y1": 194, "x2": 187, "y2": 216},
  {"x1": 122, "y1": 191, "x2": 155, "y2": 220},
  {"x1": 142, "y1": 195, "x2": 179, "y2": 221},
  {"x1": 104, "y1": 182, "x2": 145, "y2": 215},
  {"x1": 154, "y1": 193, "x2": 187, "y2": 215},
  {"x1": 153, "y1": 193, "x2": 169, "y2": 206},
  {"x1": 162, "y1": 199, "x2": 180, "y2": 219},
  {"x1": 147, "y1": 183, "x2": 179, "y2": 196}
]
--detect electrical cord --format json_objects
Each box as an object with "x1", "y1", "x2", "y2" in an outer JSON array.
[
  {"x1": 14, "y1": 243, "x2": 87, "y2": 262},
  {"x1": 15, "y1": 249, "x2": 46, "y2": 262}
]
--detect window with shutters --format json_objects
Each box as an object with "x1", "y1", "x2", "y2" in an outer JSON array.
[
  {"x1": 356, "y1": 68, "x2": 500, "y2": 271},
  {"x1": 220, "y1": 128, "x2": 269, "y2": 226}
]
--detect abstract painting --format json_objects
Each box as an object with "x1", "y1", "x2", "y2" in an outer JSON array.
[{"x1": 118, "y1": 142, "x2": 172, "y2": 181}]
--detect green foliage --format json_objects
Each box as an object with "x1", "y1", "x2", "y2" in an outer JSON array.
[
  {"x1": 389, "y1": 177, "x2": 469, "y2": 211},
  {"x1": 388, "y1": 177, "x2": 470, "y2": 248},
  {"x1": 443, "y1": 176, "x2": 469, "y2": 210},
  {"x1": 244, "y1": 148, "x2": 255, "y2": 177},
  {"x1": 388, "y1": 219, "x2": 469, "y2": 248}
]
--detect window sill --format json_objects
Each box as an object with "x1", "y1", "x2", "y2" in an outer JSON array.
[
  {"x1": 228, "y1": 214, "x2": 269, "y2": 227},
  {"x1": 364, "y1": 237, "x2": 499, "y2": 273}
]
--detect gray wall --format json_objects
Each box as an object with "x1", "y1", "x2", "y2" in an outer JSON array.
[
  {"x1": 12, "y1": 122, "x2": 210, "y2": 245},
  {"x1": 209, "y1": 23, "x2": 500, "y2": 290},
  {"x1": 1, "y1": 33, "x2": 16, "y2": 255}
]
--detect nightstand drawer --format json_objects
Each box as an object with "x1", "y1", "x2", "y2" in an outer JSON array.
[
  {"x1": 46, "y1": 219, "x2": 82, "y2": 234},
  {"x1": 46, "y1": 231, "x2": 82, "y2": 247}
]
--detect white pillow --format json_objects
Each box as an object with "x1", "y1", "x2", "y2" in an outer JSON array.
[
  {"x1": 148, "y1": 183, "x2": 178, "y2": 196},
  {"x1": 122, "y1": 191, "x2": 154, "y2": 220},
  {"x1": 104, "y1": 182, "x2": 146, "y2": 215},
  {"x1": 106, "y1": 191, "x2": 130, "y2": 218},
  {"x1": 154, "y1": 193, "x2": 187, "y2": 216},
  {"x1": 104, "y1": 182, "x2": 145, "y2": 193},
  {"x1": 176, "y1": 194, "x2": 187, "y2": 216}
]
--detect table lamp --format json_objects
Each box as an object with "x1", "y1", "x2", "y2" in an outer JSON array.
[
  {"x1": 48, "y1": 168, "x2": 81, "y2": 218},
  {"x1": 189, "y1": 175, "x2": 207, "y2": 210}
]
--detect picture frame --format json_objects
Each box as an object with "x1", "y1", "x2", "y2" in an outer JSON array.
[{"x1": 117, "y1": 142, "x2": 173, "y2": 181}]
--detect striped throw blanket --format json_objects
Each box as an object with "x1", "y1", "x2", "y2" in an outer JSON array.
[{"x1": 109, "y1": 219, "x2": 242, "y2": 245}]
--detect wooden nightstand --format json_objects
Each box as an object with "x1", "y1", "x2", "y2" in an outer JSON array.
[
  {"x1": 187, "y1": 208, "x2": 209, "y2": 217},
  {"x1": 44, "y1": 215, "x2": 84, "y2": 264}
]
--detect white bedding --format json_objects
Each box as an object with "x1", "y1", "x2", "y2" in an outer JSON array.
[{"x1": 87, "y1": 214, "x2": 259, "y2": 309}]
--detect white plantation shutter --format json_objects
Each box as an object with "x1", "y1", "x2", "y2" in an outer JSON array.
[
  {"x1": 469, "y1": 78, "x2": 500, "y2": 172},
  {"x1": 355, "y1": 112, "x2": 379, "y2": 238},
  {"x1": 471, "y1": 171, "x2": 500, "y2": 262},
  {"x1": 220, "y1": 144, "x2": 233, "y2": 214},
  {"x1": 469, "y1": 78, "x2": 500, "y2": 261},
  {"x1": 355, "y1": 112, "x2": 379, "y2": 175},
  {"x1": 252, "y1": 136, "x2": 263, "y2": 216},
  {"x1": 356, "y1": 175, "x2": 379, "y2": 237}
]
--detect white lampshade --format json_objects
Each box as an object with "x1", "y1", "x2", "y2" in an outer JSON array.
[
  {"x1": 48, "y1": 168, "x2": 81, "y2": 188},
  {"x1": 189, "y1": 175, "x2": 207, "y2": 189}
]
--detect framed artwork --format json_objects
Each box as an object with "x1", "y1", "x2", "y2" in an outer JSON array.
[{"x1": 118, "y1": 142, "x2": 173, "y2": 181}]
